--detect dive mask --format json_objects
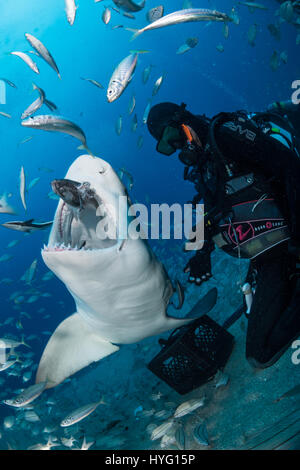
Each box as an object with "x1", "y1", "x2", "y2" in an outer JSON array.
[
  {"x1": 156, "y1": 122, "x2": 203, "y2": 166},
  {"x1": 156, "y1": 125, "x2": 184, "y2": 156}
]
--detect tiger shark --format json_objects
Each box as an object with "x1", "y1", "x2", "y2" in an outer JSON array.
[{"x1": 36, "y1": 154, "x2": 192, "y2": 389}]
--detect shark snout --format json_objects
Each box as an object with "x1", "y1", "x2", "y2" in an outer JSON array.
[{"x1": 51, "y1": 179, "x2": 82, "y2": 208}]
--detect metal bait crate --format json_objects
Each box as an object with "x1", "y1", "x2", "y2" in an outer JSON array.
[{"x1": 147, "y1": 315, "x2": 234, "y2": 395}]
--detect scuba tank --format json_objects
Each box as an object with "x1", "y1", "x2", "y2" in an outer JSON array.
[{"x1": 253, "y1": 100, "x2": 300, "y2": 157}]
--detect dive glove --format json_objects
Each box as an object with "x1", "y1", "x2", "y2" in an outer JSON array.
[{"x1": 184, "y1": 249, "x2": 212, "y2": 286}]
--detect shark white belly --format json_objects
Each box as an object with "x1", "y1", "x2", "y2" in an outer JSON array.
[{"x1": 36, "y1": 155, "x2": 190, "y2": 388}]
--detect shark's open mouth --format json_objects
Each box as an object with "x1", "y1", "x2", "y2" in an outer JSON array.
[{"x1": 44, "y1": 181, "x2": 118, "y2": 253}]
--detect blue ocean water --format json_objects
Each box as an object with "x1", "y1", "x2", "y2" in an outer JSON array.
[{"x1": 0, "y1": 0, "x2": 299, "y2": 450}]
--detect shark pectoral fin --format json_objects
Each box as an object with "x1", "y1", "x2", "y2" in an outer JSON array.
[{"x1": 35, "y1": 313, "x2": 119, "y2": 389}]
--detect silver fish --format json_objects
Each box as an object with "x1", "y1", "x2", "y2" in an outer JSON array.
[
  {"x1": 21, "y1": 83, "x2": 45, "y2": 120},
  {"x1": 65, "y1": 0, "x2": 77, "y2": 25},
  {"x1": 28, "y1": 50, "x2": 41, "y2": 57},
  {"x1": 238, "y1": 2, "x2": 268, "y2": 10},
  {"x1": 11, "y1": 51, "x2": 39, "y2": 74},
  {"x1": 81, "y1": 436, "x2": 95, "y2": 450},
  {"x1": 3, "y1": 416, "x2": 15, "y2": 429},
  {"x1": 24, "y1": 259, "x2": 38, "y2": 285},
  {"x1": 123, "y1": 11, "x2": 135, "y2": 19},
  {"x1": 60, "y1": 399, "x2": 105, "y2": 427},
  {"x1": 176, "y1": 43, "x2": 191, "y2": 55},
  {"x1": 20, "y1": 166, "x2": 27, "y2": 211},
  {"x1": 270, "y1": 50, "x2": 279, "y2": 71},
  {"x1": 193, "y1": 421, "x2": 209, "y2": 446},
  {"x1": 230, "y1": 7, "x2": 240, "y2": 25},
  {"x1": 137, "y1": 135, "x2": 143, "y2": 148},
  {"x1": 223, "y1": 23, "x2": 229, "y2": 39},
  {"x1": 28, "y1": 177, "x2": 40, "y2": 190},
  {"x1": 142, "y1": 64, "x2": 152, "y2": 84},
  {"x1": 107, "y1": 53, "x2": 138, "y2": 102},
  {"x1": 61, "y1": 436, "x2": 77, "y2": 448},
  {"x1": 119, "y1": 167, "x2": 134, "y2": 190},
  {"x1": 28, "y1": 437, "x2": 60, "y2": 451},
  {"x1": 142, "y1": 99, "x2": 152, "y2": 124},
  {"x1": 0, "y1": 254, "x2": 13, "y2": 263},
  {"x1": 39, "y1": 166, "x2": 54, "y2": 173},
  {"x1": 102, "y1": 7, "x2": 112, "y2": 24},
  {"x1": 0, "y1": 111, "x2": 11, "y2": 118},
  {"x1": 24, "y1": 410, "x2": 40, "y2": 422},
  {"x1": 3, "y1": 382, "x2": 47, "y2": 408},
  {"x1": 150, "y1": 419, "x2": 175, "y2": 441},
  {"x1": 280, "y1": 50, "x2": 288, "y2": 64},
  {"x1": 147, "y1": 5, "x2": 164, "y2": 23},
  {"x1": 130, "y1": 8, "x2": 232, "y2": 40},
  {"x1": 154, "y1": 409, "x2": 172, "y2": 420},
  {"x1": 115, "y1": 115, "x2": 123, "y2": 135},
  {"x1": 131, "y1": 113, "x2": 138, "y2": 132},
  {"x1": 44, "y1": 98, "x2": 58, "y2": 111},
  {"x1": 0, "y1": 336, "x2": 29, "y2": 349},
  {"x1": 174, "y1": 397, "x2": 205, "y2": 418},
  {"x1": 19, "y1": 136, "x2": 33, "y2": 145},
  {"x1": 152, "y1": 75, "x2": 164, "y2": 96},
  {"x1": 247, "y1": 23, "x2": 257, "y2": 46},
  {"x1": 175, "y1": 424, "x2": 185, "y2": 450},
  {"x1": 81, "y1": 77, "x2": 104, "y2": 89},
  {"x1": 0, "y1": 78, "x2": 17, "y2": 88},
  {"x1": 186, "y1": 37, "x2": 198, "y2": 48},
  {"x1": 279, "y1": 1, "x2": 294, "y2": 23},
  {"x1": 113, "y1": 0, "x2": 145, "y2": 13},
  {"x1": 128, "y1": 94, "x2": 136, "y2": 114},
  {"x1": 177, "y1": 38, "x2": 198, "y2": 54},
  {"x1": 0, "y1": 194, "x2": 15, "y2": 214},
  {"x1": 25, "y1": 34, "x2": 61, "y2": 79},
  {"x1": 160, "y1": 433, "x2": 177, "y2": 449},
  {"x1": 21, "y1": 115, "x2": 87, "y2": 147}
]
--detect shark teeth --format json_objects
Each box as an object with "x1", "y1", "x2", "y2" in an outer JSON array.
[{"x1": 42, "y1": 242, "x2": 91, "y2": 253}]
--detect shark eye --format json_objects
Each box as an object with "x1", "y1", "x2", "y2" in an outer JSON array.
[{"x1": 99, "y1": 167, "x2": 106, "y2": 174}]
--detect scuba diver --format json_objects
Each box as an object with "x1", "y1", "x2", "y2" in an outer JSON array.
[{"x1": 147, "y1": 100, "x2": 300, "y2": 369}]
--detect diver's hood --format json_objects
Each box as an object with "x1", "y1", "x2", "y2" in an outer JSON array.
[{"x1": 147, "y1": 102, "x2": 211, "y2": 146}]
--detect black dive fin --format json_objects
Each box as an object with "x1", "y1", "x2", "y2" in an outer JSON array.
[
  {"x1": 185, "y1": 287, "x2": 218, "y2": 319},
  {"x1": 24, "y1": 219, "x2": 35, "y2": 224}
]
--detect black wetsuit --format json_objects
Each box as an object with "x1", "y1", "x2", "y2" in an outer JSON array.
[{"x1": 188, "y1": 108, "x2": 300, "y2": 367}]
